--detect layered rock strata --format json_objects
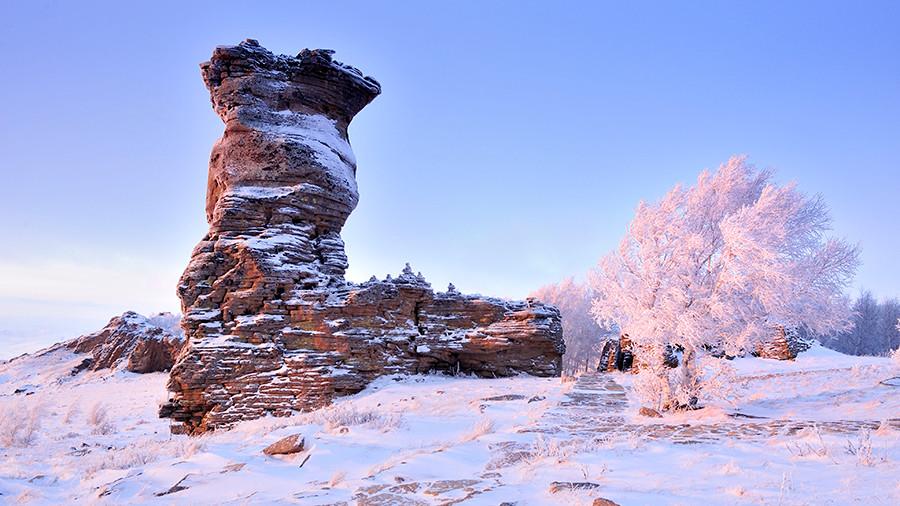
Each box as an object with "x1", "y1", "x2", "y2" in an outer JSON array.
[{"x1": 161, "y1": 40, "x2": 564, "y2": 434}]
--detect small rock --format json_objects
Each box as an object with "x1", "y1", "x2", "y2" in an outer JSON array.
[
  {"x1": 263, "y1": 434, "x2": 305, "y2": 456},
  {"x1": 527, "y1": 395, "x2": 546, "y2": 403},
  {"x1": 593, "y1": 499, "x2": 621, "y2": 506},
  {"x1": 156, "y1": 474, "x2": 191, "y2": 496},
  {"x1": 639, "y1": 407, "x2": 662, "y2": 418}
]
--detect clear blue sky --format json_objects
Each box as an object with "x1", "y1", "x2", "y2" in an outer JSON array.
[{"x1": 1, "y1": 1, "x2": 898, "y2": 358}]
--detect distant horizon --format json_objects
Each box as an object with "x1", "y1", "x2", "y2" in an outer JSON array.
[{"x1": 2, "y1": 1, "x2": 898, "y2": 359}]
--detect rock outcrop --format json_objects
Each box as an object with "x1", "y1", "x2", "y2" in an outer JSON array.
[
  {"x1": 65, "y1": 312, "x2": 185, "y2": 374},
  {"x1": 598, "y1": 326, "x2": 811, "y2": 374},
  {"x1": 754, "y1": 326, "x2": 812, "y2": 360},
  {"x1": 161, "y1": 40, "x2": 564, "y2": 434},
  {"x1": 598, "y1": 335, "x2": 635, "y2": 373}
]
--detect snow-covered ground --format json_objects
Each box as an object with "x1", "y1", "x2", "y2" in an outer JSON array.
[{"x1": 1, "y1": 345, "x2": 898, "y2": 505}]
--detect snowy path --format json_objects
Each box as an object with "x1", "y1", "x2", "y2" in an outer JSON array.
[{"x1": 525, "y1": 372, "x2": 900, "y2": 445}]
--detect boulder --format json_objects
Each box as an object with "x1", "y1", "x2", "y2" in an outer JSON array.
[
  {"x1": 755, "y1": 326, "x2": 811, "y2": 360},
  {"x1": 263, "y1": 434, "x2": 305, "y2": 456},
  {"x1": 160, "y1": 40, "x2": 564, "y2": 434}
]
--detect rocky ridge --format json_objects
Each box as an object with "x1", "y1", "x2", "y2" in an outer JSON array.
[{"x1": 161, "y1": 40, "x2": 565, "y2": 434}]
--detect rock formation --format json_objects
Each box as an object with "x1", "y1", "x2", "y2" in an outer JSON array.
[
  {"x1": 65, "y1": 312, "x2": 185, "y2": 374},
  {"x1": 597, "y1": 335, "x2": 635, "y2": 373},
  {"x1": 161, "y1": 40, "x2": 564, "y2": 434}
]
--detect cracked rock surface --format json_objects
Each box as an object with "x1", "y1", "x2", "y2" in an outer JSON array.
[{"x1": 161, "y1": 40, "x2": 564, "y2": 434}]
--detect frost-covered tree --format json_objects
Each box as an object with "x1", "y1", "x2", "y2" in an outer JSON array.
[
  {"x1": 820, "y1": 293, "x2": 900, "y2": 356},
  {"x1": 589, "y1": 156, "x2": 859, "y2": 410},
  {"x1": 877, "y1": 299, "x2": 900, "y2": 354},
  {"x1": 530, "y1": 278, "x2": 614, "y2": 375}
]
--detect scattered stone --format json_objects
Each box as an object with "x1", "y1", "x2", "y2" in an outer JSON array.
[
  {"x1": 639, "y1": 407, "x2": 662, "y2": 418},
  {"x1": 482, "y1": 394, "x2": 526, "y2": 402},
  {"x1": 263, "y1": 434, "x2": 305, "y2": 456},
  {"x1": 528, "y1": 395, "x2": 546, "y2": 403},
  {"x1": 70, "y1": 357, "x2": 93, "y2": 376},
  {"x1": 548, "y1": 481, "x2": 602, "y2": 493},
  {"x1": 593, "y1": 499, "x2": 621, "y2": 506},
  {"x1": 161, "y1": 40, "x2": 565, "y2": 434}
]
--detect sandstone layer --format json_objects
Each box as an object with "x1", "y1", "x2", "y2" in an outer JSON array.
[{"x1": 161, "y1": 40, "x2": 564, "y2": 434}]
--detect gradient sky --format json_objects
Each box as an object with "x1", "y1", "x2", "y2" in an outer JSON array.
[{"x1": 1, "y1": 1, "x2": 898, "y2": 358}]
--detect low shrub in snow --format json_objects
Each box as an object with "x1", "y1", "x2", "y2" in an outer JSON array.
[
  {"x1": 328, "y1": 470, "x2": 346, "y2": 488},
  {"x1": 459, "y1": 418, "x2": 495, "y2": 443},
  {"x1": 301, "y1": 404, "x2": 402, "y2": 434},
  {"x1": 88, "y1": 402, "x2": 116, "y2": 435},
  {"x1": 0, "y1": 400, "x2": 42, "y2": 447},
  {"x1": 63, "y1": 402, "x2": 80, "y2": 424},
  {"x1": 84, "y1": 436, "x2": 205, "y2": 477},
  {"x1": 526, "y1": 435, "x2": 608, "y2": 464},
  {"x1": 845, "y1": 430, "x2": 883, "y2": 467},
  {"x1": 785, "y1": 425, "x2": 834, "y2": 462}
]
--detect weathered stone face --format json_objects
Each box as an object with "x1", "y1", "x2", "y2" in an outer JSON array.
[{"x1": 161, "y1": 40, "x2": 565, "y2": 434}]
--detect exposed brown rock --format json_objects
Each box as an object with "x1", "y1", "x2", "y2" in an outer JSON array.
[
  {"x1": 263, "y1": 433, "x2": 305, "y2": 455},
  {"x1": 161, "y1": 40, "x2": 564, "y2": 434},
  {"x1": 64, "y1": 312, "x2": 184, "y2": 373},
  {"x1": 639, "y1": 406, "x2": 662, "y2": 418},
  {"x1": 592, "y1": 498, "x2": 621, "y2": 506},
  {"x1": 755, "y1": 326, "x2": 811, "y2": 360},
  {"x1": 598, "y1": 334, "x2": 635, "y2": 372}
]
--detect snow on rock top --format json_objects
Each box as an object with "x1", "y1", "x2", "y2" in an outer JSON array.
[{"x1": 162, "y1": 40, "x2": 564, "y2": 434}]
